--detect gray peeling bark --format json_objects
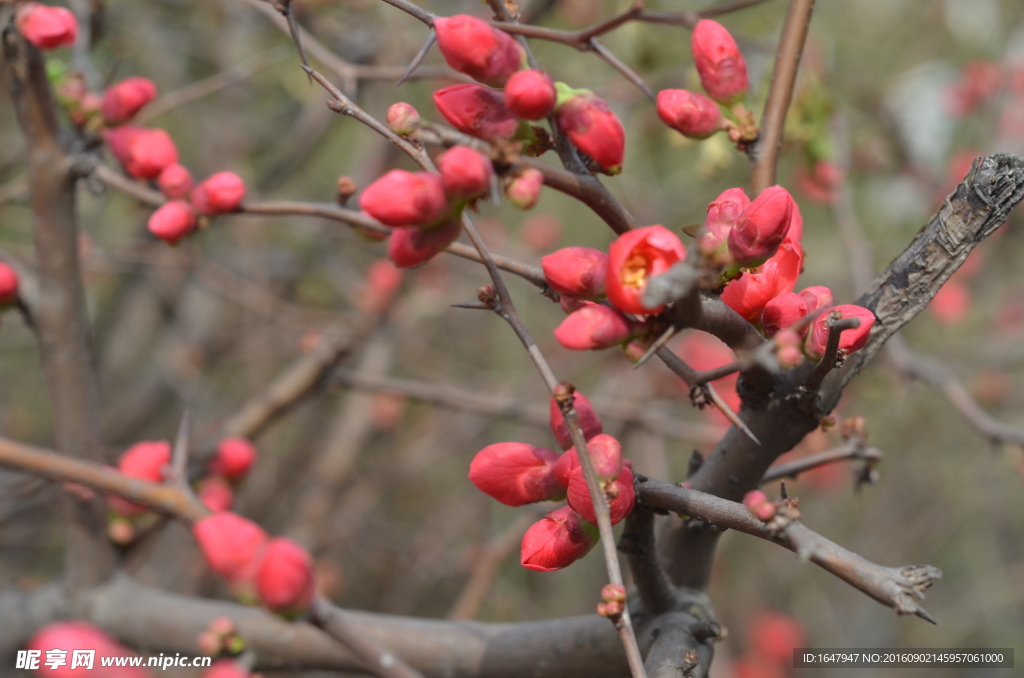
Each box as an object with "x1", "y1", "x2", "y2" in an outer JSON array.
[
  {"x1": 2, "y1": 31, "x2": 115, "y2": 591},
  {"x1": 662, "y1": 154, "x2": 1024, "y2": 589}
]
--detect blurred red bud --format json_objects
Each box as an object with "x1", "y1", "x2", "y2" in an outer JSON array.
[
  {"x1": 0, "y1": 262, "x2": 20, "y2": 306},
  {"x1": 191, "y1": 172, "x2": 247, "y2": 215},
  {"x1": 211, "y1": 438, "x2": 257, "y2": 482},
  {"x1": 257, "y1": 538, "x2": 317, "y2": 616},
  {"x1": 158, "y1": 163, "x2": 195, "y2": 199},
  {"x1": 433, "y1": 84, "x2": 520, "y2": 141},
  {"x1": 386, "y1": 102, "x2": 420, "y2": 136},
  {"x1": 691, "y1": 19, "x2": 749, "y2": 104},
  {"x1": 656, "y1": 89, "x2": 723, "y2": 139},
  {"x1": 359, "y1": 170, "x2": 449, "y2": 227},
  {"x1": 198, "y1": 475, "x2": 235, "y2": 513},
  {"x1": 16, "y1": 3, "x2": 78, "y2": 50},
  {"x1": 434, "y1": 15, "x2": 524, "y2": 87},
  {"x1": 192, "y1": 512, "x2": 268, "y2": 595},
  {"x1": 437, "y1": 146, "x2": 493, "y2": 200},
  {"x1": 102, "y1": 76, "x2": 158, "y2": 125},
  {"x1": 504, "y1": 69, "x2": 557, "y2": 120},
  {"x1": 27, "y1": 622, "x2": 147, "y2": 677},
  {"x1": 387, "y1": 219, "x2": 462, "y2": 268},
  {"x1": 506, "y1": 168, "x2": 544, "y2": 210},
  {"x1": 147, "y1": 200, "x2": 197, "y2": 246}
]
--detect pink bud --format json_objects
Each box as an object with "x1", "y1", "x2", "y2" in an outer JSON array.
[
  {"x1": 774, "y1": 328, "x2": 804, "y2": 369},
  {"x1": 656, "y1": 89, "x2": 724, "y2": 139},
  {"x1": 0, "y1": 262, "x2": 20, "y2": 306},
  {"x1": 566, "y1": 465, "x2": 636, "y2": 525},
  {"x1": 109, "y1": 128, "x2": 178, "y2": 179},
  {"x1": 554, "y1": 304, "x2": 636, "y2": 350},
  {"x1": 191, "y1": 171, "x2": 247, "y2": 215},
  {"x1": 437, "y1": 146, "x2": 493, "y2": 200},
  {"x1": 158, "y1": 163, "x2": 195, "y2": 199},
  {"x1": 434, "y1": 15, "x2": 525, "y2": 87},
  {"x1": 119, "y1": 440, "x2": 171, "y2": 483},
  {"x1": 728, "y1": 186, "x2": 795, "y2": 268},
  {"x1": 148, "y1": 200, "x2": 197, "y2": 245},
  {"x1": 749, "y1": 612, "x2": 806, "y2": 665},
  {"x1": 211, "y1": 437, "x2": 257, "y2": 482},
  {"x1": 606, "y1": 224, "x2": 687, "y2": 315},
  {"x1": 570, "y1": 433, "x2": 623, "y2": 481},
  {"x1": 555, "y1": 85, "x2": 625, "y2": 173},
  {"x1": 359, "y1": 170, "x2": 449, "y2": 227},
  {"x1": 505, "y1": 168, "x2": 544, "y2": 210},
  {"x1": 202, "y1": 659, "x2": 250, "y2": 678},
  {"x1": 468, "y1": 442, "x2": 561, "y2": 506},
  {"x1": 257, "y1": 537, "x2": 317, "y2": 616},
  {"x1": 743, "y1": 489, "x2": 768, "y2": 511},
  {"x1": 521, "y1": 214, "x2": 562, "y2": 252},
  {"x1": 761, "y1": 293, "x2": 808, "y2": 337},
  {"x1": 101, "y1": 76, "x2": 158, "y2": 125},
  {"x1": 16, "y1": 3, "x2": 78, "y2": 50},
  {"x1": 700, "y1": 187, "x2": 750, "y2": 255},
  {"x1": 360, "y1": 259, "x2": 404, "y2": 313},
  {"x1": 193, "y1": 512, "x2": 268, "y2": 595},
  {"x1": 27, "y1": 622, "x2": 148, "y2": 678},
  {"x1": 541, "y1": 247, "x2": 607, "y2": 299},
  {"x1": 549, "y1": 391, "x2": 603, "y2": 451},
  {"x1": 721, "y1": 239, "x2": 803, "y2": 322},
  {"x1": 520, "y1": 506, "x2": 596, "y2": 572},
  {"x1": 387, "y1": 219, "x2": 462, "y2": 268},
  {"x1": 386, "y1": 102, "x2": 420, "y2": 136},
  {"x1": 197, "y1": 631, "x2": 222, "y2": 657},
  {"x1": 504, "y1": 69, "x2": 557, "y2": 120},
  {"x1": 691, "y1": 19, "x2": 749, "y2": 104},
  {"x1": 797, "y1": 285, "x2": 833, "y2": 313},
  {"x1": 805, "y1": 304, "x2": 876, "y2": 361},
  {"x1": 929, "y1": 282, "x2": 970, "y2": 325},
  {"x1": 198, "y1": 475, "x2": 235, "y2": 513},
  {"x1": 433, "y1": 84, "x2": 520, "y2": 141}
]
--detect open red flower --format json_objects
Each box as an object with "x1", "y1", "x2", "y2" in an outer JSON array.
[
  {"x1": 606, "y1": 225, "x2": 687, "y2": 315},
  {"x1": 720, "y1": 239, "x2": 803, "y2": 322},
  {"x1": 521, "y1": 506, "x2": 596, "y2": 572},
  {"x1": 469, "y1": 442, "x2": 561, "y2": 506}
]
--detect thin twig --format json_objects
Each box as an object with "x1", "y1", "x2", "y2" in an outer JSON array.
[
  {"x1": 750, "y1": 0, "x2": 817, "y2": 194},
  {"x1": 310, "y1": 598, "x2": 427, "y2": 678},
  {"x1": 760, "y1": 442, "x2": 881, "y2": 484},
  {"x1": 806, "y1": 315, "x2": 860, "y2": 391}
]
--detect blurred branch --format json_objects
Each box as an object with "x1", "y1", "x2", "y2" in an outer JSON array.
[
  {"x1": 3, "y1": 26, "x2": 115, "y2": 591},
  {"x1": 760, "y1": 441, "x2": 881, "y2": 484},
  {"x1": 749, "y1": 0, "x2": 816, "y2": 194},
  {"x1": 311, "y1": 598, "x2": 427, "y2": 678},
  {"x1": 448, "y1": 512, "x2": 536, "y2": 620},
  {"x1": 638, "y1": 477, "x2": 941, "y2": 622}
]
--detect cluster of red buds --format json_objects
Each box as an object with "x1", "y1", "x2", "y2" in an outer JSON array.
[
  {"x1": 43, "y1": 45, "x2": 248, "y2": 247},
  {"x1": 26, "y1": 622, "x2": 149, "y2": 677},
  {"x1": 467, "y1": 392, "x2": 635, "y2": 572},
  {"x1": 197, "y1": 617, "x2": 246, "y2": 658},
  {"x1": 106, "y1": 437, "x2": 257, "y2": 544},
  {"x1": 655, "y1": 20, "x2": 754, "y2": 142},
  {"x1": 428, "y1": 14, "x2": 624, "y2": 173},
  {"x1": 193, "y1": 512, "x2": 317, "y2": 617}
]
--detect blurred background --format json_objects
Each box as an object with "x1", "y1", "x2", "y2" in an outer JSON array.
[{"x1": 1, "y1": 0, "x2": 1023, "y2": 676}]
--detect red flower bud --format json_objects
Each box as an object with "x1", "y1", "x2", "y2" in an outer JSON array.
[
  {"x1": 555, "y1": 84, "x2": 625, "y2": 173},
  {"x1": 554, "y1": 304, "x2": 636, "y2": 350},
  {"x1": 749, "y1": 611, "x2": 806, "y2": 665},
  {"x1": 437, "y1": 146, "x2": 493, "y2": 200},
  {"x1": 107, "y1": 440, "x2": 171, "y2": 518},
  {"x1": 505, "y1": 168, "x2": 544, "y2": 210},
  {"x1": 721, "y1": 239, "x2": 803, "y2": 322},
  {"x1": 761, "y1": 292, "x2": 808, "y2": 337},
  {"x1": 191, "y1": 171, "x2": 247, "y2": 215},
  {"x1": 257, "y1": 537, "x2": 317, "y2": 616},
  {"x1": 544, "y1": 246, "x2": 606, "y2": 301},
  {"x1": 560, "y1": 433, "x2": 623, "y2": 482},
  {"x1": 774, "y1": 328, "x2": 804, "y2": 368},
  {"x1": 101, "y1": 76, "x2": 158, "y2": 125},
  {"x1": 433, "y1": 84, "x2": 520, "y2": 141},
  {"x1": 211, "y1": 437, "x2": 257, "y2": 482},
  {"x1": 929, "y1": 281, "x2": 970, "y2": 325},
  {"x1": 566, "y1": 465, "x2": 636, "y2": 525},
  {"x1": 386, "y1": 102, "x2": 420, "y2": 136},
  {"x1": 702, "y1": 186, "x2": 750, "y2": 248},
  {"x1": 606, "y1": 224, "x2": 687, "y2": 315},
  {"x1": 148, "y1": 200, "x2": 197, "y2": 246},
  {"x1": 27, "y1": 622, "x2": 147, "y2": 678},
  {"x1": 360, "y1": 259, "x2": 404, "y2": 314},
  {"x1": 743, "y1": 489, "x2": 776, "y2": 521},
  {"x1": 549, "y1": 391, "x2": 603, "y2": 451},
  {"x1": 691, "y1": 19, "x2": 749, "y2": 104},
  {"x1": 16, "y1": 3, "x2": 78, "y2": 50},
  {"x1": 107, "y1": 127, "x2": 178, "y2": 179},
  {"x1": 192, "y1": 512, "x2": 268, "y2": 596},
  {"x1": 805, "y1": 304, "x2": 875, "y2": 361},
  {"x1": 198, "y1": 475, "x2": 235, "y2": 513},
  {"x1": 468, "y1": 442, "x2": 561, "y2": 506},
  {"x1": 0, "y1": 262, "x2": 20, "y2": 306},
  {"x1": 797, "y1": 285, "x2": 832, "y2": 312},
  {"x1": 521, "y1": 506, "x2": 596, "y2": 572},
  {"x1": 728, "y1": 186, "x2": 795, "y2": 268},
  {"x1": 504, "y1": 69, "x2": 557, "y2": 120},
  {"x1": 656, "y1": 89, "x2": 724, "y2": 139},
  {"x1": 434, "y1": 15, "x2": 524, "y2": 87},
  {"x1": 359, "y1": 170, "x2": 449, "y2": 227},
  {"x1": 157, "y1": 163, "x2": 194, "y2": 199},
  {"x1": 387, "y1": 219, "x2": 462, "y2": 268},
  {"x1": 541, "y1": 247, "x2": 607, "y2": 299}
]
